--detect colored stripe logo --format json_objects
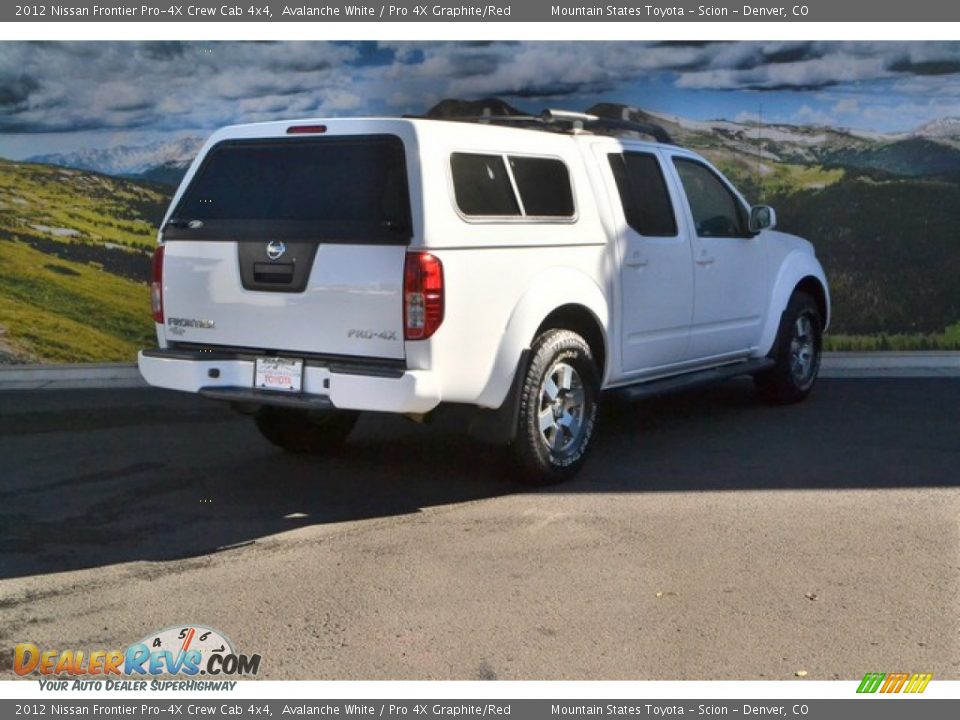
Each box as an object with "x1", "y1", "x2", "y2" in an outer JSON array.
[{"x1": 857, "y1": 672, "x2": 932, "y2": 694}]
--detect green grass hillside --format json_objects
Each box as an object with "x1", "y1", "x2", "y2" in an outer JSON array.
[{"x1": 0, "y1": 160, "x2": 169, "y2": 363}]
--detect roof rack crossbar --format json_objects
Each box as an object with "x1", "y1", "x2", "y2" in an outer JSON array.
[
  {"x1": 587, "y1": 117, "x2": 674, "y2": 144},
  {"x1": 540, "y1": 109, "x2": 599, "y2": 131}
]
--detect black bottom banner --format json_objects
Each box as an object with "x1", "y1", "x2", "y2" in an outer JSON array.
[{"x1": 3, "y1": 700, "x2": 959, "y2": 720}]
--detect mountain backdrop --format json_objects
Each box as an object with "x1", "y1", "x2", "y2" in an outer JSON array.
[
  {"x1": 27, "y1": 136, "x2": 204, "y2": 187},
  {"x1": 1, "y1": 99, "x2": 959, "y2": 363}
]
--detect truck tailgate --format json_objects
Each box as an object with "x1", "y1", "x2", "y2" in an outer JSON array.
[{"x1": 162, "y1": 241, "x2": 406, "y2": 360}]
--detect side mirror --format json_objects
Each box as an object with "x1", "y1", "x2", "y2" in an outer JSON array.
[{"x1": 749, "y1": 205, "x2": 777, "y2": 233}]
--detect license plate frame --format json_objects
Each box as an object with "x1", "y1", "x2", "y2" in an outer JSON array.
[{"x1": 254, "y1": 357, "x2": 304, "y2": 393}]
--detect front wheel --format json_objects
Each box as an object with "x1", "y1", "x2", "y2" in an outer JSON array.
[
  {"x1": 254, "y1": 407, "x2": 359, "y2": 454},
  {"x1": 754, "y1": 291, "x2": 823, "y2": 404},
  {"x1": 512, "y1": 329, "x2": 600, "y2": 485}
]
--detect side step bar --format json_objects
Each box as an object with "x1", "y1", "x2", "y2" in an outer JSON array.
[{"x1": 611, "y1": 358, "x2": 774, "y2": 402}]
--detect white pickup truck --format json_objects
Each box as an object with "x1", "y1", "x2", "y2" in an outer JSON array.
[{"x1": 138, "y1": 112, "x2": 829, "y2": 484}]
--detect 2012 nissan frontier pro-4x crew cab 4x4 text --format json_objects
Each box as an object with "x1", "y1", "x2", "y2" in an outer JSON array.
[{"x1": 138, "y1": 111, "x2": 830, "y2": 484}]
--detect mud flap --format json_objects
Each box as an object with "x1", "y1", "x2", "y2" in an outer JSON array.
[
  {"x1": 767, "y1": 307, "x2": 790, "y2": 359},
  {"x1": 467, "y1": 349, "x2": 531, "y2": 445}
]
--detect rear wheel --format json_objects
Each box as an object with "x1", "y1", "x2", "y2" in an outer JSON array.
[
  {"x1": 512, "y1": 329, "x2": 600, "y2": 485},
  {"x1": 254, "y1": 407, "x2": 359, "y2": 454},
  {"x1": 754, "y1": 291, "x2": 822, "y2": 404}
]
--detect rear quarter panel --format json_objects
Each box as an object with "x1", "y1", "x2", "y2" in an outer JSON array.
[{"x1": 408, "y1": 123, "x2": 612, "y2": 407}]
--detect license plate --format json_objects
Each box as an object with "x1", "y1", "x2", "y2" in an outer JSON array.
[{"x1": 254, "y1": 357, "x2": 303, "y2": 392}]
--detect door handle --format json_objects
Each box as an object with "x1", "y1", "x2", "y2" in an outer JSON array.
[
  {"x1": 625, "y1": 250, "x2": 649, "y2": 268},
  {"x1": 696, "y1": 254, "x2": 715, "y2": 267}
]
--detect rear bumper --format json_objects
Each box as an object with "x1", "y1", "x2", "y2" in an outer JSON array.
[{"x1": 137, "y1": 349, "x2": 441, "y2": 414}]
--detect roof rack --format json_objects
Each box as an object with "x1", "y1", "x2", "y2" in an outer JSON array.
[
  {"x1": 406, "y1": 107, "x2": 674, "y2": 144},
  {"x1": 540, "y1": 109, "x2": 599, "y2": 131}
]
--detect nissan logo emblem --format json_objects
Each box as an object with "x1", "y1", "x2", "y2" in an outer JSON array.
[{"x1": 265, "y1": 240, "x2": 286, "y2": 261}]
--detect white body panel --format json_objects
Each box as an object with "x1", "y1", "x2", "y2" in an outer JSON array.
[
  {"x1": 138, "y1": 116, "x2": 829, "y2": 416},
  {"x1": 661, "y1": 148, "x2": 772, "y2": 363},
  {"x1": 587, "y1": 143, "x2": 695, "y2": 376},
  {"x1": 162, "y1": 242, "x2": 406, "y2": 359},
  {"x1": 756, "y1": 235, "x2": 831, "y2": 355}
]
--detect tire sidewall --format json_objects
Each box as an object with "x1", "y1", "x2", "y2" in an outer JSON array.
[
  {"x1": 517, "y1": 331, "x2": 600, "y2": 481},
  {"x1": 758, "y1": 292, "x2": 823, "y2": 403},
  {"x1": 783, "y1": 296, "x2": 823, "y2": 394}
]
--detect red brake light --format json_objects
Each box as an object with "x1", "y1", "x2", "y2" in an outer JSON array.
[
  {"x1": 286, "y1": 124, "x2": 327, "y2": 134},
  {"x1": 404, "y1": 252, "x2": 444, "y2": 340},
  {"x1": 151, "y1": 245, "x2": 165, "y2": 324}
]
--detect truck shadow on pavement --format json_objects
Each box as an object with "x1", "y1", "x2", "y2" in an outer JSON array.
[{"x1": 1, "y1": 378, "x2": 957, "y2": 579}]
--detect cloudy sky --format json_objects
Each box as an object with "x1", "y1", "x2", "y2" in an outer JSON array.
[{"x1": 1, "y1": 40, "x2": 960, "y2": 158}]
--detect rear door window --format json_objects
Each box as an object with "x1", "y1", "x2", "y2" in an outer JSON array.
[
  {"x1": 608, "y1": 152, "x2": 677, "y2": 236},
  {"x1": 166, "y1": 135, "x2": 411, "y2": 244}
]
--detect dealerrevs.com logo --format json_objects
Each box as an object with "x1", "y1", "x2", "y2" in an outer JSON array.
[{"x1": 14, "y1": 625, "x2": 261, "y2": 688}]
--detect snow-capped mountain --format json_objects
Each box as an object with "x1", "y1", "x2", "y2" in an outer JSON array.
[
  {"x1": 29, "y1": 136, "x2": 204, "y2": 181},
  {"x1": 911, "y1": 117, "x2": 960, "y2": 139}
]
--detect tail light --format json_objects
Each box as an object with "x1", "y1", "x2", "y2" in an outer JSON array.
[
  {"x1": 404, "y1": 252, "x2": 443, "y2": 340},
  {"x1": 151, "y1": 245, "x2": 165, "y2": 323}
]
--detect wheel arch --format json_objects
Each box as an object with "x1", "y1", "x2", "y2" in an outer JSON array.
[
  {"x1": 757, "y1": 252, "x2": 830, "y2": 357},
  {"x1": 473, "y1": 269, "x2": 610, "y2": 411},
  {"x1": 534, "y1": 304, "x2": 607, "y2": 382},
  {"x1": 794, "y1": 275, "x2": 829, "y2": 329}
]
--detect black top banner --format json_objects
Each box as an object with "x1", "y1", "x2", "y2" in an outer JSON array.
[{"x1": 3, "y1": 0, "x2": 955, "y2": 22}]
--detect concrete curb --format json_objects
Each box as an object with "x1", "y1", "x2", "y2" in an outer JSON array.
[
  {"x1": 0, "y1": 352, "x2": 958, "y2": 390},
  {"x1": 819, "y1": 351, "x2": 960, "y2": 378},
  {"x1": 0, "y1": 362, "x2": 146, "y2": 390}
]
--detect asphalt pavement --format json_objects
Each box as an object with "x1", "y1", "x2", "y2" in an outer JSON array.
[{"x1": 1, "y1": 378, "x2": 958, "y2": 679}]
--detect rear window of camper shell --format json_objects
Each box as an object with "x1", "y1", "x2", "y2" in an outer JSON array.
[{"x1": 165, "y1": 135, "x2": 412, "y2": 244}]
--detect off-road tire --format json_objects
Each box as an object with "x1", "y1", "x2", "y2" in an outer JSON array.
[
  {"x1": 512, "y1": 329, "x2": 600, "y2": 485},
  {"x1": 754, "y1": 291, "x2": 823, "y2": 404},
  {"x1": 254, "y1": 408, "x2": 360, "y2": 454}
]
